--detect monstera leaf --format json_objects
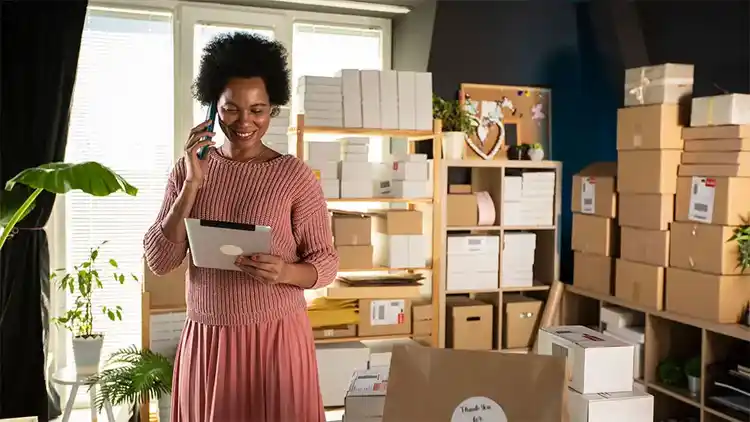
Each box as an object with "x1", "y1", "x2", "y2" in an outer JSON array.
[{"x1": 0, "y1": 162, "x2": 137, "y2": 250}]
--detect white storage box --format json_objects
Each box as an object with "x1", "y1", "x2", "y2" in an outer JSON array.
[
  {"x1": 446, "y1": 235, "x2": 500, "y2": 291},
  {"x1": 344, "y1": 366, "x2": 389, "y2": 422},
  {"x1": 536, "y1": 325, "x2": 635, "y2": 394},
  {"x1": 605, "y1": 329, "x2": 644, "y2": 380},
  {"x1": 600, "y1": 305, "x2": 645, "y2": 330},
  {"x1": 568, "y1": 388, "x2": 654, "y2": 422},
  {"x1": 624, "y1": 63, "x2": 693, "y2": 107},
  {"x1": 691, "y1": 94, "x2": 750, "y2": 127}
]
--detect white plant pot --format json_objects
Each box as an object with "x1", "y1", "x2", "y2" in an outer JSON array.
[
  {"x1": 442, "y1": 131, "x2": 466, "y2": 160},
  {"x1": 158, "y1": 394, "x2": 172, "y2": 421},
  {"x1": 72, "y1": 336, "x2": 103, "y2": 374},
  {"x1": 528, "y1": 148, "x2": 544, "y2": 161}
]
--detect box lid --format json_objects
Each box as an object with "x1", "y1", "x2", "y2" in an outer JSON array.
[
  {"x1": 346, "y1": 366, "x2": 389, "y2": 398},
  {"x1": 542, "y1": 326, "x2": 630, "y2": 349}
]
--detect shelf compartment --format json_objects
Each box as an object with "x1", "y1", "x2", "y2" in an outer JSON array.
[
  {"x1": 650, "y1": 387, "x2": 701, "y2": 421},
  {"x1": 645, "y1": 314, "x2": 702, "y2": 406},
  {"x1": 703, "y1": 329, "x2": 750, "y2": 422}
]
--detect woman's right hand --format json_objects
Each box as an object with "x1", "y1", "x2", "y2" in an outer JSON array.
[{"x1": 183, "y1": 120, "x2": 216, "y2": 186}]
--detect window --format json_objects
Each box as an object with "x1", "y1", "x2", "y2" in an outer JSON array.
[{"x1": 63, "y1": 7, "x2": 174, "y2": 371}]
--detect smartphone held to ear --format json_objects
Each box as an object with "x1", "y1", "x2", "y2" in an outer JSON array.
[{"x1": 197, "y1": 102, "x2": 218, "y2": 160}]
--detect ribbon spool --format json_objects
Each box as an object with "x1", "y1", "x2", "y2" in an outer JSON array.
[{"x1": 476, "y1": 191, "x2": 496, "y2": 226}]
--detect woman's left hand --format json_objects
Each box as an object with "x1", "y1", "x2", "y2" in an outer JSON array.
[{"x1": 235, "y1": 254, "x2": 289, "y2": 284}]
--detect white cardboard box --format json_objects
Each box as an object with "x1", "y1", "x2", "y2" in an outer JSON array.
[
  {"x1": 414, "y1": 72, "x2": 433, "y2": 131},
  {"x1": 320, "y1": 179, "x2": 340, "y2": 199},
  {"x1": 361, "y1": 70, "x2": 381, "y2": 129},
  {"x1": 380, "y1": 70, "x2": 399, "y2": 129},
  {"x1": 446, "y1": 235, "x2": 500, "y2": 291},
  {"x1": 344, "y1": 366, "x2": 389, "y2": 422},
  {"x1": 306, "y1": 161, "x2": 339, "y2": 180},
  {"x1": 600, "y1": 305, "x2": 645, "y2": 330},
  {"x1": 337, "y1": 69, "x2": 363, "y2": 128},
  {"x1": 605, "y1": 329, "x2": 644, "y2": 380},
  {"x1": 537, "y1": 325, "x2": 635, "y2": 394},
  {"x1": 315, "y1": 342, "x2": 370, "y2": 407},
  {"x1": 396, "y1": 71, "x2": 416, "y2": 130},
  {"x1": 307, "y1": 142, "x2": 341, "y2": 162},
  {"x1": 568, "y1": 388, "x2": 654, "y2": 422},
  {"x1": 341, "y1": 180, "x2": 375, "y2": 198},
  {"x1": 691, "y1": 94, "x2": 750, "y2": 127},
  {"x1": 623, "y1": 63, "x2": 693, "y2": 107},
  {"x1": 373, "y1": 233, "x2": 426, "y2": 269}
]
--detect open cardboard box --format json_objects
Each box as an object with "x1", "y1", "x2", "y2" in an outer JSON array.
[{"x1": 382, "y1": 344, "x2": 567, "y2": 421}]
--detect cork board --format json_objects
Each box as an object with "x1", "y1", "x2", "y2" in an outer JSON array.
[{"x1": 459, "y1": 83, "x2": 552, "y2": 160}]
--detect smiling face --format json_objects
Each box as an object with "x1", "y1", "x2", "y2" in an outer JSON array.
[{"x1": 217, "y1": 77, "x2": 272, "y2": 149}]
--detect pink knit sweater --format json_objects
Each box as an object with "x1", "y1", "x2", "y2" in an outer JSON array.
[{"x1": 144, "y1": 149, "x2": 339, "y2": 326}]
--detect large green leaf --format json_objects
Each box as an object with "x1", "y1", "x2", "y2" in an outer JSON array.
[
  {"x1": 0, "y1": 187, "x2": 35, "y2": 227},
  {"x1": 5, "y1": 162, "x2": 137, "y2": 197}
]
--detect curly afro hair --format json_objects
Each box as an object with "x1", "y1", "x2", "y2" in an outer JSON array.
[{"x1": 192, "y1": 32, "x2": 291, "y2": 108}]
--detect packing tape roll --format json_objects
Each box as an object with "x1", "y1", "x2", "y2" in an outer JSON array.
[{"x1": 476, "y1": 191, "x2": 496, "y2": 226}]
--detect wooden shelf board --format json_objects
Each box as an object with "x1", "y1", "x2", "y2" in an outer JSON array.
[
  {"x1": 647, "y1": 381, "x2": 700, "y2": 408},
  {"x1": 704, "y1": 406, "x2": 745, "y2": 422},
  {"x1": 447, "y1": 225, "x2": 502, "y2": 231},
  {"x1": 566, "y1": 284, "x2": 750, "y2": 342},
  {"x1": 327, "y1": 197, "x2": 433, "y2": 203},
  {"x1": 314, "y1": 334, "x2": 412, "y2": 344},
  {"x1": 502, "y1": 281, "x2": 551, "y2": 292},
  {"x1": 442, "y1": 159, "x2": 561, "y2": 169},
  {"x1": 338, "y1": 266, "x2": 431, "y2": 273},
  {"x1": 447, "y1": 288, "x2": 500, "y2": 295},
  {"x1": 500, "y1": 347, "x2": 529, "y2": 354},
  {"x1": 291, "y1": 126, "x2": 433, "y2": 140},
  {"x1": 504, "y1": 225, "x2": 556, "y2": 231}
]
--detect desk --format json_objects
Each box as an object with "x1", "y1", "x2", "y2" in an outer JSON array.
[{"x1": 50, "y1": 367, "x2": 115, "y2": 422}]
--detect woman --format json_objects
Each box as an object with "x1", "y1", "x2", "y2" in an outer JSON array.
[{"x1": 143, "y1": 32, "x2": 339, "y2": 422}]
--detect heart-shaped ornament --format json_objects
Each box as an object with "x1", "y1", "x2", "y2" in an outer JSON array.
[{"x1": 466, "y1": 121, "x2": 505, "y2": 160}]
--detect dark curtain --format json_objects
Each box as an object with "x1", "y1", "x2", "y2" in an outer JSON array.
[{"x1": 0, "y1": 0, "x2": 88, "y2": 420}]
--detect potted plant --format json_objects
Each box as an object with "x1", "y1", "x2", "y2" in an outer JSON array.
[
  {"x1": 727, "y1": 220, "x2": 750, "y2": 274},
  {"x1": 433, "y1": 95, "x2": 478, "y2": 160},
  {"x1": 528, "y1": 143, "x2": 545, "y2": 161},
  {"x1": 88, "y1": 346, "x2": 174, "y2": 421},
  {"x1": 684, "y1": 356, "x2": 701, "y2": 396},
  {"x1": 52, "y1": 241, "x2": 137, "y2": 374},
  {"x1": 1, "y1": 161, "x2": 137, "y2": 250}
]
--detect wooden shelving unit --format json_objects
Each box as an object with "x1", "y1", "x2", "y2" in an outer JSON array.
[
  {"x1": 435, "y1": 159, "x2": 563, "y2": 352},
  {"x1": 563, "y1": 284, "x2": 750, "y2": 422}
]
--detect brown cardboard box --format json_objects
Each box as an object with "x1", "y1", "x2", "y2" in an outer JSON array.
[
  {"x1": 665, "y1": 267, "x2": 750, "y2": 323},
  {"x1": 682, "y1": 151, "x2": 750, "y2": 165},
  {"x1": 143, "y1": 259, "x2": 188, "y2": 309},
  {"x1": 412, "y1": 303, "x2": 432, "y2": 336},
  {"x1": 669, "y1": 222, "x2": 740, "y2": 275},
  {"x1": 382, "y1": 345, "x2": 566, "y2": 422},
  {"x1": 571, "y1": 162, "x2": 617, "y2": 218},
  {"x1": 449, "y1": 184, "x2": 472, "y2": 194},
  {"x1": 503, "y1": 295, "x2": 543, "y2": 349},
  {"x1": 372, "y1": 209, "x2": 423, "y2": 235},
  {"x1": 337, "y1": 245, "x2": 373, "y2": 270},
  {"x1": 684, "y1": 138, "x2": 750, "y2": 152},
  {"x1": 675, "y1": 176, "x2": 750, "y2": 226},
  {"x1": 312, "y1": 324, "x2": 357, "y2": 340},
  {"x1": 332, "y1": 212, "x2": 371, "y2": 246},
  {"x1": 682, "y1": 124, "x2": 750, "y2": 140},
  {"x1": 618, "y1": 150, "x2": 681, "y2": 194},
  {"x1": 358, "y1": 298, "x2": 411, "y2": 337},
  {"x1": 573, "y1": 251, "x2": 614, "y2": 295},
  {"x1": 446, "y1": 297, "x2": 493, "y2": 350},
  {"x1": 446, "y1": 194, "x2": 478, "y2": 226},
  {"x1": 571, "y1": 213, "x2": 618, "y2": 256},
  {"x1": 617, "y1": 104, "x2": 685, "y2": 150},
  {"x1": 678, "y1": 163, "x2": 750, "y2": 177},
  {"x1": 620, "y1": 226, "x2": 670, "y2": 267},
  {"x1": 614, "y1": 259, "x2": 665, "y2": 310},
  {"x1": 618, "y1": 193, "x2": 674, "y2": 230}
]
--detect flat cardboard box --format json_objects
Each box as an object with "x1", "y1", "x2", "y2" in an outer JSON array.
[
  {"x1": 371, "y1": 210, "x2": 423, "y2": 235},
  {"x1": 332, "y1": 212, "x2": 371, "y2": 246},
  {"x1": 665, "y1": 267, "x2": 750, "y2": 323},
  {"x1": 324, "y1": 280, "x2": 421, "y2": 300},
  {"x1": 358, "y1": 299, "x2": 411, "y2": 337},
  {"x1": 503, "y1": 295, "x2": 543, "y2": 349},
  {"x1": 618, "y1": 193, "x2": 674, "y2": 231},
  {"x1": 382, "y1": 345, "x2": 567, "y2": 422},
  {"x1": 537, "y1": 325, "x2": 635, "y2": 394},
  {"x1": 446, "y1": 297, "x2": 494, "y2": 350},
  {"x1": 568, "y1": 388, "x2": 654, "y2": 422},
  {"x1": 618, "y1": 150, "x2": 681, "y2": 194},
  {"x1": 684, "y1": 138, "x2": 750, "y2": 152},
  {"x1": 675, "y1": 176, "x2": 750, "y2": 226},
  {"x1": 446, "y1": 194, "x2": 478, "y2": 226},
  {"x1": 614, "y1": 259, "x2": 665, "y2": 310},
  {"x1": 616, "y1": 104, "x2": 685, "y2": 150},
  {"x1": 313, "y1": 324, "x2": 357, "y2": 340},
  {"x1": 678, "y1": 163, "x2": 750, "y2": 177},
  {"x1": 682, "y1": 151, "x2": 750, "y2": 165},
  {"x1": 691, "y1": 94, "x2": 750, "y2": 127},
  {"x1": 571, "y1": 213, "x2": 618, "y2": 256},
  {"x1": 682, "y1": 124, "x2": 750, "y2": 140},
  {"x1": 669, "y1": 221, "x2": 740, "y2": 275},
  {"x1": 571, "y1": 162, "x2": 618, "y2": 218},
  {"x1": 573, "y1": 252, "x2": 614, "y2": 295},
  {"x1": 337, "y1": 245, "x2": 373, "y2": 270},
  {"x1": 620, "y1": 226, "x2": 670, "y2": 267},
  {"x1": 623, "y1": 63, "x2": 693, "y2": 107}
]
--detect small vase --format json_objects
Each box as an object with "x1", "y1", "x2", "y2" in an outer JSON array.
[
  {"x1": 72, "y1": 335, "x2": 103, "y2": 374},
  {"x1": 442, "y1": 131, "x2": 466, "y2": 160},
  {"x1": 528, "y1": 148, "x2": 544, "y2": 161},
  {"x1": 687, "y1": 375, "x2": 700, "y2": 396}
]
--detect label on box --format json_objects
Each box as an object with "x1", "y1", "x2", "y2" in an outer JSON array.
[
  {"x1": 451, "y1": 397, "x2": 507, "y2": 422},
  {"x1": 370, "y1": 300, "x2": 405, "y2": 326},
  {"x1": 312, "y1": 169, "x2": 321, "y2": 180},
  {"x1": 581, "y1": 177, "x2": 595, "y2": 214},
  {"x1": 688, "y1": 176, "x2": 716, "y2": 223}
]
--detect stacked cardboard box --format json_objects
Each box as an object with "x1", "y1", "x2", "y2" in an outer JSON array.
[
  {"x1": 307, "y1": 141, "x2": 342, "y2": 198},
  {"x1": 538, "y1": 325, "x2": 654, "y2": 421},
  {"x1": 332, "y1": 212, "x2": 373, "y2": 270},
  {"x1": 665, "y1": 94, "x2": 750, "y2": 323},
  {"x1": 503, "y1": 171, "x2": 556, "y2": 226},
  {"x1": 613, "y1": 64, "x2": 693, "y2": 310},
  {"x1": 571, "y1": 162, "x2": 618, "y2": 295},
  {"x1": 298, "y1": 75, "x2": 344, "y2": 127},
  {"x1": 372, "y1": 209, "x2": 426, "y2": 269},
  {"x1": 262, "y1": 107, "x2": 291, "y2": 153},
  {"x1": 600, "y1": 305, "x2": 646, "y2": 380}
]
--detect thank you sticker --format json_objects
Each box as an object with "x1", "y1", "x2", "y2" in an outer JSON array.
[{"x1": 450, "y1": 396, "x2": 508, "y2": 422}]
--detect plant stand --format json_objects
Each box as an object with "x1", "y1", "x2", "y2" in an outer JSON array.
[{"x1": 51, "y1": 366, "x2": 115, "y2": 422}]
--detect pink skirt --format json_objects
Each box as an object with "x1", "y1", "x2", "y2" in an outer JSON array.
[{"x1": 170, "y1": 310, "x2": 325, "y2": 422}]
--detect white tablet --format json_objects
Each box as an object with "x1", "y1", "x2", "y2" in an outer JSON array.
[{"x1": 184, "y1": 218, "x2": 272, "y2": 271}]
